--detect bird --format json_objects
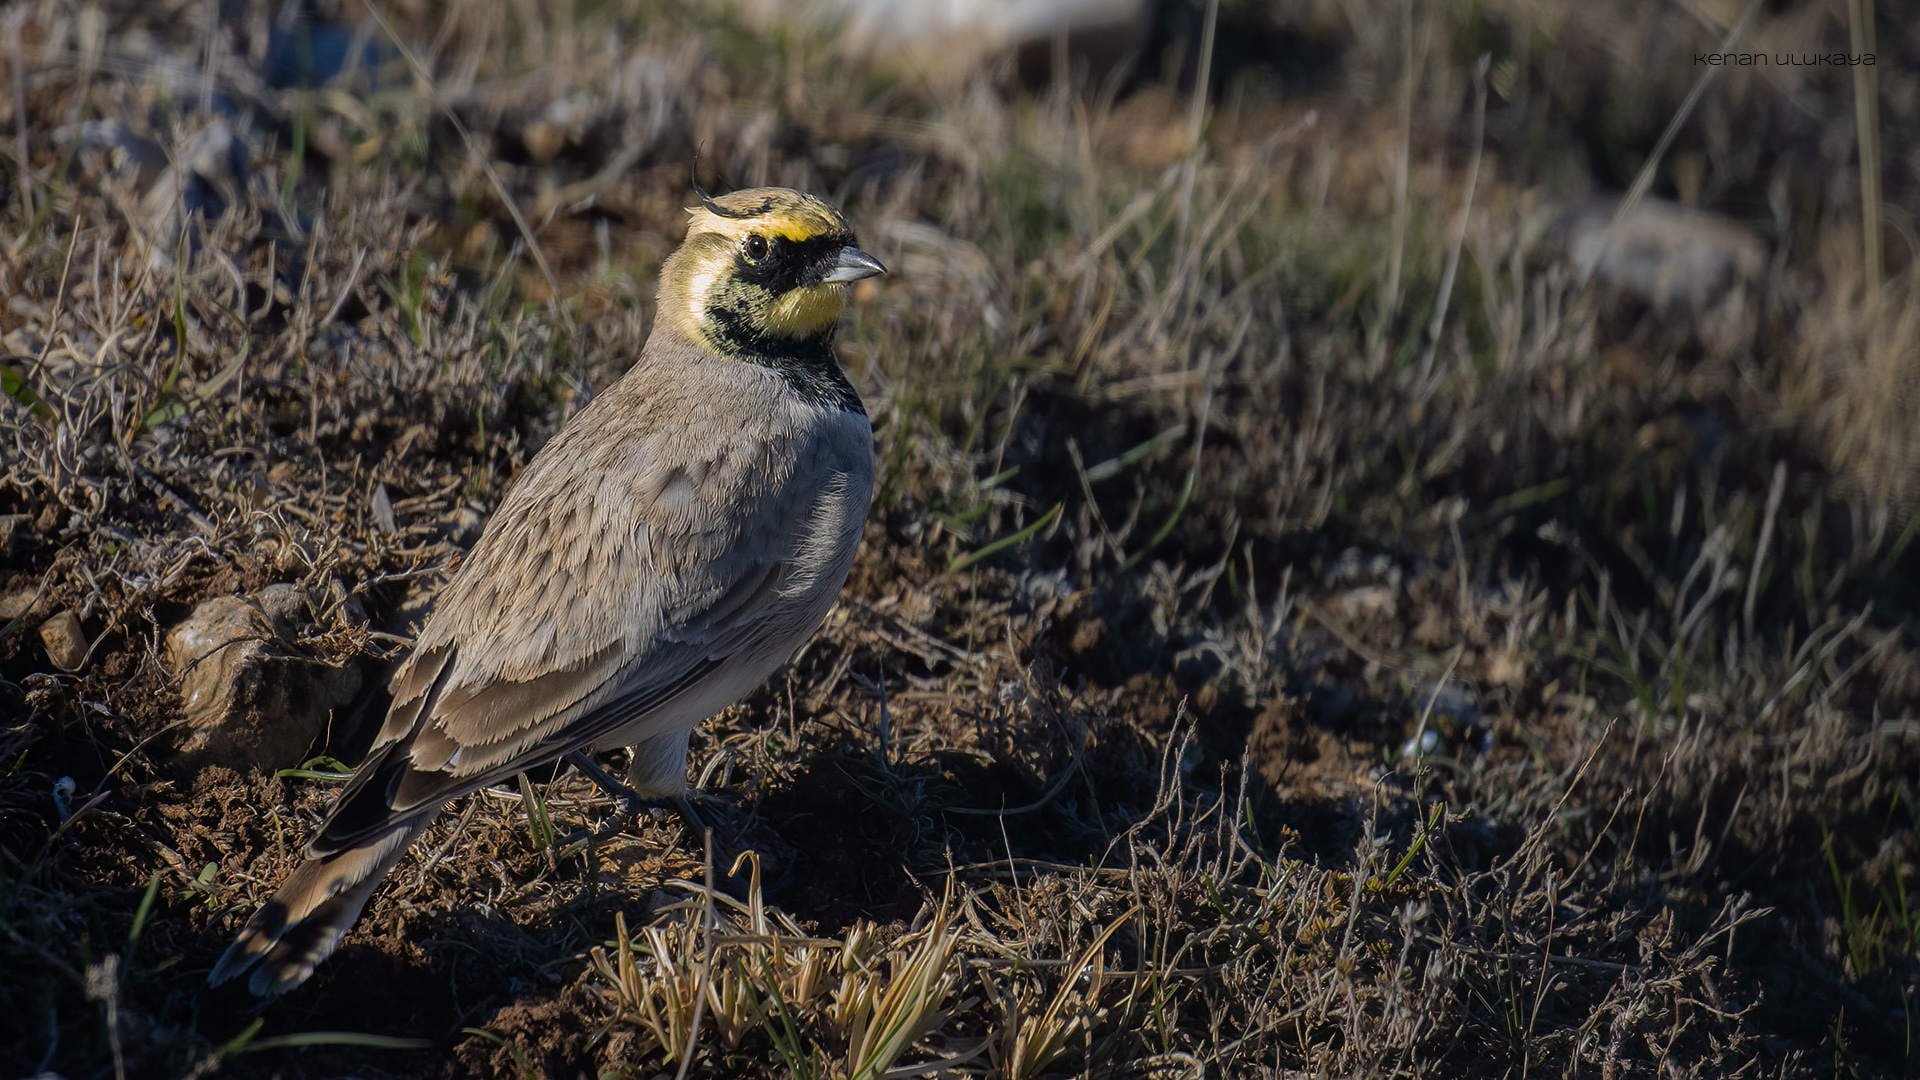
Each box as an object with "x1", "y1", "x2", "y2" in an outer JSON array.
[{"x1": 206, "y1": 185, "x2": 886, "y2": 1004}]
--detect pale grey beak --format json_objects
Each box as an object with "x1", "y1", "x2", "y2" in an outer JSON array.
[{"x1": 822, "y1": 245, "x2": 886, "y2": 284}]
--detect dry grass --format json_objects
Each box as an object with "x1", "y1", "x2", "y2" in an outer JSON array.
[{"x1": 2, "y1": 0, "x2": 1918, "y2": 1076}]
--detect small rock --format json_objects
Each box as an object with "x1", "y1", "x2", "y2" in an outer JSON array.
[
  {"x1": 370, "y1": 482, "x2": 397, "y2": 535},
  {"x1": 1399, "y1": 728, "x2": 1444, "y2": 760},
  {"x1": 0, "y1": 513, "x2": 34, "y2": 555},
  {"x1": 39, "y1": 610, "x2": 90, "y2": 671},
  {"x1": 1414, "y1": 682, "x2": 1480, "y2": 725},
  {"x1": 59, "y1": 118, "x2": 170, "y2": 194},
  {"x1": 60, "y1": 117, "x2": 253, "y2": 260},
  {"x1": 166, "y1": 585, "x2": 362, "y2": 771},
  {"x1": 1556, "y1": 197, "x2": 1765, "y2": 314},
  {"x1": 253, "y1": 582, "x2": 314, "y2": 630},
  {"x1": 139, "y1": 119, "x2": 252, "y2": 236},
  {"x1": 0, "y1": 589, "x2": 39, "y2": 621},
  {"x1": 522, "y1": 120, "x2": 566, "y2": 164},
  {"x1": 722, "y1": 0, "x2": 1150, "y2": 82},
  {"x1": 263, "y1": 7, "x2": 394, "y2": 91}
]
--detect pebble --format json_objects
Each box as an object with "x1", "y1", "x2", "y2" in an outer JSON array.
[
  {"x1": 38, "y1": 610, "x2": 90, "y2": 671},
  {"x1": 166, "y1": 585, "x2": 362, "y2": 770}
]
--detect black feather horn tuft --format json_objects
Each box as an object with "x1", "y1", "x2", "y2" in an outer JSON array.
[
  {"x1": 688, "y1": 147, "x2": 771, "y2": 219},
  {"x1": 690, "y1": 143, "x2": 713, "y2": 202}
]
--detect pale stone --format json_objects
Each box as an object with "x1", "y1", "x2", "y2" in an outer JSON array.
[
  {"x1": 166, "y1": 584, "x2": 362, "y2": 770},
  {"x1": 39, "y1": 610, "x2": 90, "y2": 672}
]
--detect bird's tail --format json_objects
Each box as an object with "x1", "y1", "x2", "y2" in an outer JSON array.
[{"x1": 205, "y1": 816, "x2": 431, "y2": 1004}]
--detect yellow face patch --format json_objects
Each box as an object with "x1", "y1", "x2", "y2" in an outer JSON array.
[
  {"x1": 762, "y1": 283, "x2": 847, "y2": 338},
  {"x1": 654, "y1": 187, "x2": 859, "y2": 352}
]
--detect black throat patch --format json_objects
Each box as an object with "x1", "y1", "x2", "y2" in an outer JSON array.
[
  {"x1": 697, "y1": 230, "x2": 866, "y2": 413},
  {"x1": 706, "y1": 303, "x2": 865, "y2": 414}
]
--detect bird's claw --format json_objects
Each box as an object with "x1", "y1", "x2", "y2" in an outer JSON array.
[
  {"x1": 559, "y1": 752, "x2": 724, "y2": 853},
  {"x1": 560, "y1": 750, "x2": 665, "y2": 847}
]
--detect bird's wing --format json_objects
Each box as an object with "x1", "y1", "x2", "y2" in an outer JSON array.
[
  {"x1": 309, "y1": 388, "x2": 870, "y2": 855},
  {"x1": 309, "y1": 555, "x2": 792, "y2": 854}
]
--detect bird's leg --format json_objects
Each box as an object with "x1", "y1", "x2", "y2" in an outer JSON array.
[
  {"x1": 626, "y1": 728, "x2": 718, "y2": 846},
  {"x1": 561, "y1": 750, "x2": 662, "y2": 844},
  {"x1": 668, "y1": 793, "x2": 711, "y2": 839},
  {"x1": 561, "y1": 749, "x2": 720, "y2": 851},
  {"x1": 563, "y1": 748, "x2": 749, "y2": 895}
]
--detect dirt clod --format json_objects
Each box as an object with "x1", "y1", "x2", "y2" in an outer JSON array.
[
  {"x1": 36, "y1": 609, "x2": 88, "y2": 671},
  {"x1": 0, "y1": 588, "x2": 41, "y2": 621},
  {"x1": 165, "y1": 585, "x2": 363, "y2": 770},
  {"x1": 0, "y1": 512, "x2": 34, "y2": 555}
]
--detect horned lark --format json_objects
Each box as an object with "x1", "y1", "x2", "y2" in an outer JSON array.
[{"x1": 207, "y1": 186, "x2": 885, "y2": 1003}]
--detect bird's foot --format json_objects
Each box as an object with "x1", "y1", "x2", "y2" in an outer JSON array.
[
  {"x1": 560, "y1": 750, "x2": 670, "y2": 846},
  {"x1": 561, "y1": 753, "x2": 759, "y2": 895}
]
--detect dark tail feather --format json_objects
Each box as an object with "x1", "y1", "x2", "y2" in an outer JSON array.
[{"x1": 205, "y1": 816, "x2": 431, "y2": 1004}]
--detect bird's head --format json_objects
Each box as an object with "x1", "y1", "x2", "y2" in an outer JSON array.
[{"x1": 657, "y1": 186, "x2": 886, "y2": 356}]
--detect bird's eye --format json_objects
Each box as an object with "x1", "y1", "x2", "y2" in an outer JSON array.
[{"x1": 743, "y1": 234, "x2": 769, "y2": 262}]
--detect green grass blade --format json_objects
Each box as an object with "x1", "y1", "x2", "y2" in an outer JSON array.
[{"x1": 950, "y1": 502, "x2": 1062, "y2": 573}]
